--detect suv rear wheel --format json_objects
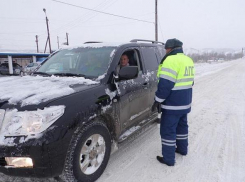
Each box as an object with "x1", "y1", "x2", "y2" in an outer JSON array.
[{"x1": 61, "y1": 121, "x2": 111, "y2": 182}]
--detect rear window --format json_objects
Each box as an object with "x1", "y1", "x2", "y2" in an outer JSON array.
[
  {"x1": 141, "y1": 47, "x2": 159, "y2": 71},
  {"x1": 157, "y1": 46, "x2": 165, "y2": 60}
]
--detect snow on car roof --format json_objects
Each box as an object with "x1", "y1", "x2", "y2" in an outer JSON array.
[{"x1": 63, "y1": 42, "x2": 127, "y2": 50}]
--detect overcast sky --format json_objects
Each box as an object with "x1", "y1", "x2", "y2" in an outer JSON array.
[{"x1": 0, "y1": 0, "x2": 244, "y2": 52}]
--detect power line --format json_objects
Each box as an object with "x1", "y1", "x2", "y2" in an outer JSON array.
[
  {"x1": 40, "y1": 0, "x2": 116, "y2": 36},
  {"x1": 50, "y1": 0, "x2": 119, "y2": 35},
  {"x1": 78, "y1": 12, "x2": 154, "y2": 23},
  {"x1": 51, "y1": 0, "x2": 154, "y2": 24},
  {"x1": 50, "y1": 0, "x2": 128, "y2": 35}
]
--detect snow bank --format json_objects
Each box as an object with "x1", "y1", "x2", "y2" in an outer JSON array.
[
  {"x1": 195, "y1": 59, "x2": 241, "y2": 78},
  {"x1": 0, "y1": 75, "x2": 98, "y2": 106}
]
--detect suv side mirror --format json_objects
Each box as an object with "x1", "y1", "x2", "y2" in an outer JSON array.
[{"x1": 119, "y1": 66, "x2": 138, "y2": 80}]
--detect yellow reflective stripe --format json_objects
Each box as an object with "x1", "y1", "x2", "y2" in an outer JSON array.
[
  {"x1": 161, "y1": 68, "x2": 177, "y2": 76},
  {"x1": 159, "y1": 74, "x2": 176, "y2": 83},
  {"x1": 175, "y1": 81, "x2": 193, "y2": 87}
]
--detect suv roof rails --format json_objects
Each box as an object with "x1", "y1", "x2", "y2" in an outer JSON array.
[
  {"x1": 130, "y1": 39, "x2": 164, "y2": 45},
  {"x1": 84, "y1": 41, "x2": 102, "y2": 44}
]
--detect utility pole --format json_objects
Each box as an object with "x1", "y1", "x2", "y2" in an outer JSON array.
[
  {"x1": 44, "y1": 37, "x2": 48, "y2": 53},
  {"x1": 66, "y1": 32, "x2": 69, "y2": 46},
  {"x1": 57, "y1": 36, "x2": 59, "y2": 49},
  {"x1": 43, "y1": 8, "x2": 52, "y2": 53},
  {"x1": 35, "y1": 35, "x2": 39, "y2": 53},
  {"x1": 155, "y1": 0, "x2": 158, "y2": 41}
]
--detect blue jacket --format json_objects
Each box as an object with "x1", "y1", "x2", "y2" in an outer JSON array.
[{"x1": 155, "y1": 48, "x2": 195, "y2": 114}]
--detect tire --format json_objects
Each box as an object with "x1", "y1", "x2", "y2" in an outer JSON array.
[{"x1": 61, "y1": 121, "x2": 111, "y2": 182}]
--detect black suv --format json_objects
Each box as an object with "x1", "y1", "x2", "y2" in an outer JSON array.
[{"x1": 0, "y1": 40, "x2": 165, "y2": 181}]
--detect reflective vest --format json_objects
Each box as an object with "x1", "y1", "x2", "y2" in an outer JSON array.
[{"x1": 155, "y1": 53, "x2": 195, "y2": 114}]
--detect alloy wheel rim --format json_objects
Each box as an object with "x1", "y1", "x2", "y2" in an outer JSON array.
[{"x1": 79, "y1": 134, "x2": 106, "y2": 175}]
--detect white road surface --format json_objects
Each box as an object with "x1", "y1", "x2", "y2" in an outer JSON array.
[{"x1": 1, "y1": 59, "x2": 245, "y2": 182}]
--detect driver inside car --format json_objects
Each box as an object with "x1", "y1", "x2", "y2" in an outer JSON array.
[{"x1": 116, "y1": 53, "x2": 130, "y2": 75}]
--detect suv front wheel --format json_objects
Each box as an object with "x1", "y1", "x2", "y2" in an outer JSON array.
[{"x1": 61, "y1": 121, "x2": 111, "y2": 182}]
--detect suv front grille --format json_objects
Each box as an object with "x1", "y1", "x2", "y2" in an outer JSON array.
[{"x1": 0, "y1": 157, "x2": 7, "y2": 166}]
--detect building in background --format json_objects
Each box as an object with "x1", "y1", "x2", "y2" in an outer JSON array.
[{"x1": 0, "y1": 52, "x2": 49, "y2": 75}]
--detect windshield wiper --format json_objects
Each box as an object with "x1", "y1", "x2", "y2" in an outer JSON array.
[
  {"x1": 34, "y1": 71, "x2": 51, "y2": 76},
  {"x1": 53, "y1": 73, "x2": 87, "y2": 77}
]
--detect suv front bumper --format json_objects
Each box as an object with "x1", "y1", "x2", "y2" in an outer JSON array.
[{"x1": 0, "y1": 136, "x2": 71, "y2": 178}]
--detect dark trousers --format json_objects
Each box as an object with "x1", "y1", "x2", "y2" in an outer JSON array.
[{"x1": 160, "y1": 113, "x2": 188, "y2": 165}]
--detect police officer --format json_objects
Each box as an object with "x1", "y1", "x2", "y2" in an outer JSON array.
[{"x1": 152, "y1": 38, "x2": 195, "y2": 166}]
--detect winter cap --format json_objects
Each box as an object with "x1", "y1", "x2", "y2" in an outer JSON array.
[{"x1": 165, "y1": 38, "x2": 183, "y2": 49}]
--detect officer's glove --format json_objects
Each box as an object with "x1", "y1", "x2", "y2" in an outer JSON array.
[{"x1": 151, "y1": 101, "x2": 161, "y2": 112}]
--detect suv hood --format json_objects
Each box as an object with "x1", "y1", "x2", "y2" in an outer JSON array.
[{"x1": 0, "y1": 75, "x2": 99, "y2": 108}]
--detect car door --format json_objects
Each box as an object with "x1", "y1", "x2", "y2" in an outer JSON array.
[
  {"x1": 140, "y1": 46, "x2": 163, "y2": 108},
  {"x1": 115, "y1": 48, "x2": 151, "y2": 131}
]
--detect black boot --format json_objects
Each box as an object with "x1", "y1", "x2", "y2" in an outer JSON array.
[
  {"x1": 175, "y1": 149, "x2": 187, "y2": 156},
  {"x1": 156, "y1": 156, "x2": 174, "y2": 166}
]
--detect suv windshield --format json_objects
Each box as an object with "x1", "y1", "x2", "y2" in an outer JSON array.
[{"x1": 37, "y1": 47, "x2": 116, "y2": 78}]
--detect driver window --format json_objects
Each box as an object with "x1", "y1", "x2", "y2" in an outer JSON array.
[{"x1": 116, "y1": 49, "x2": 142, "y2": 77}]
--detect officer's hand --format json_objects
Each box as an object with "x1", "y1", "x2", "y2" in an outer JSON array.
[{"x1": 151, "y1": 101, "x2": 160, "y2": 112}]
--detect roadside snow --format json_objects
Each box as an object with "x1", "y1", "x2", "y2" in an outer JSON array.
[
  {"x1": 0, "y1": 75, "x2": 98, "y2": 106},
  {"x1": 194, "y1": 60, "x2": 237, "y2": 78}
]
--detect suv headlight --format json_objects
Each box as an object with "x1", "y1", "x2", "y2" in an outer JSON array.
[{"x1": 1, "y1": 106, "x2": 65, "y2": 136}]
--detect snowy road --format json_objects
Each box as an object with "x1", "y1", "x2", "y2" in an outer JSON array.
[{"x1": 1, "y1": 59, "x2": 245, "y2": 182}]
